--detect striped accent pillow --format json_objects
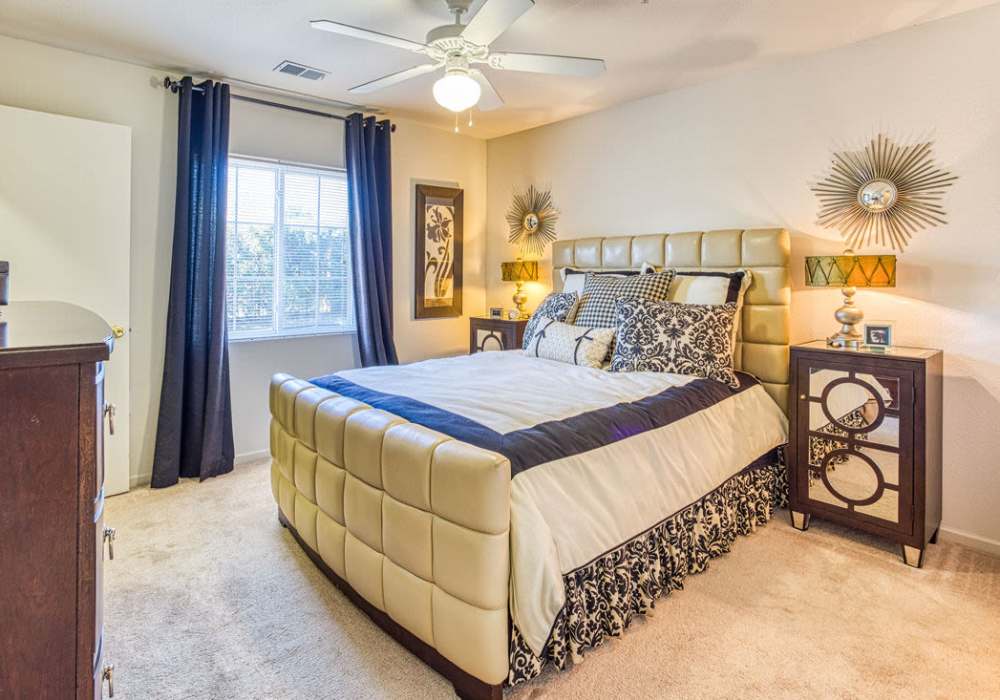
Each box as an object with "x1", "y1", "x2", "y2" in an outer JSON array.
[{"x1": 574, "y1": 269, "x2": 675, "y2": 329}]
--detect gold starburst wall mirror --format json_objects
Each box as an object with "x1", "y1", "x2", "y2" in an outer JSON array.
[
  {"x1": 811, "y1": 134, "x2": 957, "y2": 252},
  {"x1": 506, "y1": 185, "x2": 559, "y2": 256}
]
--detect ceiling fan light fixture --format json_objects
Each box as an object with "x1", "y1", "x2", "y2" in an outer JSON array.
[{"x1": 433, "y1": 70, "x2": 481, "y2": 112}]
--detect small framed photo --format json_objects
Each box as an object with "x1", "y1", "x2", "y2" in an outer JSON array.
[
  {"x1": 489, "y1": 306, "x2": 504, "y2": 319},
  {"x1": 863, "y1": 321, "x2": 894, "y2": 349}
]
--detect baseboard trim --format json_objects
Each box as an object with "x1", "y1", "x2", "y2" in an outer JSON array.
[
  {"x1": 938, "y1": 526, "x2": 1000, "y2": 558},
  {"x1": 235, "y1": 449, "x2": 270, "y2": 465},
  {"x1": 127, "y1": 452, "x2": 268, "y2": 490}
]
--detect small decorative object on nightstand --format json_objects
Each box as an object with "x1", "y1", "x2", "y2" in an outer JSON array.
[
  {"x1": 500, "y1": 258, "x2": 538, "y2": 320},
  {"x1": 470, "y1": 316, "x2": 528, "y2": 353},
  {"x1": 788, "y1": 341, "x2": 943, "y2": 567}
]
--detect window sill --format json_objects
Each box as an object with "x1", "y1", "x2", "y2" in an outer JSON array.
[{"x1": 228, "y1": 329, "x2": 357, "y2": 344}]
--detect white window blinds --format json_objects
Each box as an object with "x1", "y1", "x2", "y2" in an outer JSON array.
[{"x1": 225, "y1": 157, "x2": 354, "y2": 340}]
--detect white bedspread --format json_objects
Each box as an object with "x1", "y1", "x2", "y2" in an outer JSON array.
[{"x1": 337, "y1": 350, "x2": 789, "y2": 655}]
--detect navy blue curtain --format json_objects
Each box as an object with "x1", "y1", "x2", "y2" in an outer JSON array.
[
  {"x1": 152, "y1": 77, "x2": 234, "y2": 488},
  {"x1": 345, "y1": 113, "x2": 398, "y2": 366}
]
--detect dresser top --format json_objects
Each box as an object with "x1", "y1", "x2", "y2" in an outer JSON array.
[
  {"x1": 0, "y1": 301, "x2": 112, "y2": 363},
  {"x1": 794, "y1": 340, "x2": 941, "y2": 360}
]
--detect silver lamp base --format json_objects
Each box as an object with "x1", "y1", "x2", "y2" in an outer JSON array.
[{"x1": 827, "y1": 285, "x2": 864, "y2": 348}]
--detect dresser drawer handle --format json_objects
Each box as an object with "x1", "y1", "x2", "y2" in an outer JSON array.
[
  {"x1": 104, "y1": 403, "x2": 117, "y2": 436},
  {"x1": 102, "y1": 663, "x2": 114, "y2": 698},
  {"x1": 104, "y1": 527, "x2": 117, "y2": 560}
]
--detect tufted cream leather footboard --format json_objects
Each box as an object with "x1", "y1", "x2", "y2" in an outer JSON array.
[{"x1": 269, "y1": 373, "x2": 511, "y2": 698}]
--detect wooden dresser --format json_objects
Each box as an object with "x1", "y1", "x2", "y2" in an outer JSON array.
[{"x1": 0, "y1": 301, "x2": 115, "y2": 698}]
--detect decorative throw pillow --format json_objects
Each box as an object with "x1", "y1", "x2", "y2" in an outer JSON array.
[
  {"x1": 668, "y1": 269, "x2": 753, "y2": 349},
  {"x1": 574, "y1": 269, "x2": 675, "y2": 329},
  {"x1": 560, "y1": 262, "x2": 657, "y2": 297},
  {"x1": 610, "y1": 297, "x2": 740, "y2": 388},
  {"x1": 524, "y1": 317, "x2": 615, "y2": 369},
  {"x1": 522, "y1": 291, "x2": 580, "y2": 349}
]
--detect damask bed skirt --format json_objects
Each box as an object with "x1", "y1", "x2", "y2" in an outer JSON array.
[{"x1": 508, "y1": 449, "x2": 789, "y2": 686}]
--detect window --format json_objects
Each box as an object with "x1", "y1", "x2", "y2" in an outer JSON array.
[{"x1": 225, "y1": 157, "x2": 354, "y2": 340}]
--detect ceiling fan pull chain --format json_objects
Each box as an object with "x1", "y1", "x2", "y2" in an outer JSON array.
[
  {"x1": 453, "y1": 112, "x2": 459, "y2": 133},
  {"x1": 467, "y1": 111, "x2": 473, "y2": 127}
]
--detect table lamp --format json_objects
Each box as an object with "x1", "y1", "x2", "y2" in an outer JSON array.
[
  {"x1": 805, "y1": 252, "x2": 896, "y2": 348},
  {"x1": 500, "y1": 258, "x2": 539, "y2": 320}
]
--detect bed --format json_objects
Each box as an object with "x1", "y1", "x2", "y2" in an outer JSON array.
[{"x1": 269, "y1": 228, "x2": 791, "y2": 699}]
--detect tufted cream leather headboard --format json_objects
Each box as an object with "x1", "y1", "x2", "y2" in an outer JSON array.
[{"x1": 552, "y1": 229, "x2": 791, "y2": 414}]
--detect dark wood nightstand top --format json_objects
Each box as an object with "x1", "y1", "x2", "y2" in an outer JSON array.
[
  {"x1": 794, "y1": 340, "x2": 941, "y2": 362},
  {"x1": 470, "y1": 316, "x2": 528, "y2": 323}
]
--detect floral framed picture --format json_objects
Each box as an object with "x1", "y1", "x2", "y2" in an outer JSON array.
[{"x1": 414, "y1": 184, "x2": 463, "y2": 319}]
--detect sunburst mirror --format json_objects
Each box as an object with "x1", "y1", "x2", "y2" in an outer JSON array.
[
  {"x1": 811, "y1": 134, "x2": 957, "y2": 252},
  {"x1": 506, "y1": 185, "x2": 559, "y2": 256}
]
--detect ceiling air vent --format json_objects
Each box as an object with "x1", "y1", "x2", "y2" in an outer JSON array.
[{"x1": 274, "y1": 61, "x2": 329, "y2": 81}]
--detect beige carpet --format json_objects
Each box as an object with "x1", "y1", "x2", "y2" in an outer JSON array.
[{"x1": 104, "y1": 460, "x2": 1000, "y2": 699}]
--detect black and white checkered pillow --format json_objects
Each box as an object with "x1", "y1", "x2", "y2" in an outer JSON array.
[{"x1": 574, "y1": 269, "x2": 675, "y2": 329}]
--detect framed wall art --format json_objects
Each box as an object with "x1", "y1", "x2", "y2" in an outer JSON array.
[{"x1": 414, "y1": 184, "x2": 463, "y2": 319}]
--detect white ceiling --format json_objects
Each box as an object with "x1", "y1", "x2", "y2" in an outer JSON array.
[{"x1": 0, "y1": 0, "x2": 995, "y2": 138}]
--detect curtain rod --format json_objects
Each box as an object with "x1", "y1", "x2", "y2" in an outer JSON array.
[{"x1": 162, "y1": 77, "x2": 395, "y2": 131}]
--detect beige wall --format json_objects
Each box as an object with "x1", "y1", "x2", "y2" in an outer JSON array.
[
  {"x1": 0, "y1": 34, "x2": 487, "y2": 483},
  {"x1": 485, "y1": 5, "x2": 1000, "y2": 551}
]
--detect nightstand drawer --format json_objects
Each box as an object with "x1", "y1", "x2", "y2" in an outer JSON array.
[{"x1": 794, "y1": 357, "x2": 914, "y2": 534}]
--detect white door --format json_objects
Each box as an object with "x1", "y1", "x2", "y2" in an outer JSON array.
[{"x1": 0, "y1": 104, "x2": 132, "y2": 495}]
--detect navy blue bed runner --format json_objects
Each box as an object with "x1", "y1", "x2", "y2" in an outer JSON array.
[{"x1": 310, "y1": 371, "x2": 757, "y2": 478}]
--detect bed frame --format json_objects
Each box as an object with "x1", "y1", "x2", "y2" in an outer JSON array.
[{"x1": 269, "y1": 228, "x2": 790, "y2": 699}]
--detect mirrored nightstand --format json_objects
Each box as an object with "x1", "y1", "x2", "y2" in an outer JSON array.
[
  {"x1": 788, "y1": 341, "x2": 943, "y2": 567},
  {"x1": 469, "y1": 317, "x2": 527, "y2": 353}
]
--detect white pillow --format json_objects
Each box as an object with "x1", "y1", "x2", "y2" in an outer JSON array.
[
  {"x1": 561, "y1": 261, "x2": 657, "y2": 296},
  {"x1": 523, "y1": 317, "x2": 615, "y2": 369}
]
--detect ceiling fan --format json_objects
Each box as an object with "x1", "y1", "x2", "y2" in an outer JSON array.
[{"x1": 311, "y1": 0, "x2": 606, "y2": 113}]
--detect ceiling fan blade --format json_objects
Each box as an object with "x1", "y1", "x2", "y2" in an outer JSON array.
[
  {"x1": 348, "y1": 63, "x2": 440, "y2": 94},
  {"x1": 470, "y1": 70, "x2": 504, "y2": 111},
  {"x1": 461, "y1": 0, "x2": 534, "y2": 46},
  {"x1": 310, "y1": 20, "x2": 428, "y2": 54},
  {"x1": 488, "y1": 52, "x2": 606, "y2": 77}
]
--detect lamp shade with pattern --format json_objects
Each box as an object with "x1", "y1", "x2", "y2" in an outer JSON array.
[
  {"x1": 805, "y1": 253, "x2": 897, "y2": 348},
  {"x1": 501, "y1": 259, "x2": 539, "y2": 320},
  {"x1": 805, "y1": 254, "x2": 896, "y2": 289}
]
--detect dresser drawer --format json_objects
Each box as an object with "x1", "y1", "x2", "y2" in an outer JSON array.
[
  {"x1": 94, "y1": 507, "x2": 105, "y2": 680},
  {"x1": 95, "y1": 361, "x2": 106, "y2": 502}
]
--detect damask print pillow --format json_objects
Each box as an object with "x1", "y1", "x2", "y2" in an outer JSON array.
[
  {"x1": 522, "y1": 291, "x2": 580, "y2": 349},
  {"x1": 610, "y1": 297, "x2": 740, "y2": 388},
  {"x1": 667, "y1": 269, "x2": 752, "y2": 350},
  {"x1": 524, "y1": 318, "x2": 615, "y2": 369}
]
